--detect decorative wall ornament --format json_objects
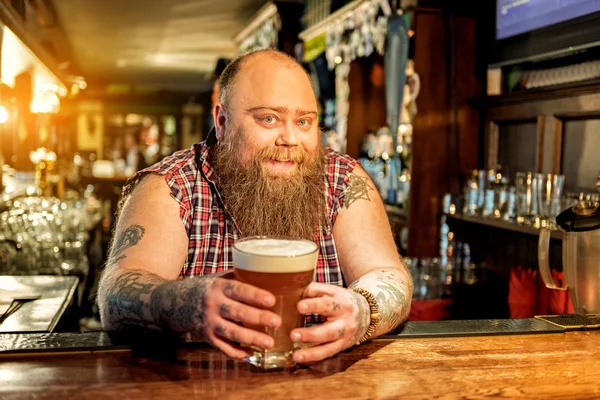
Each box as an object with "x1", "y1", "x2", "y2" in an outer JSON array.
[
  {"x1": 324, "y1": 0, "x2": 391, "y2": 70},
  {"x1": 238, "y1": 13, "x2": 281, "y2": 53},
  {"x1": 320, "y1": 0, "x2": 393, "y2": 152}
]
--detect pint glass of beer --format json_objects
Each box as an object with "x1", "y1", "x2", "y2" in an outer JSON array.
[{"x1": 233, "y1": 236, "x2": 318, "y2": 369}]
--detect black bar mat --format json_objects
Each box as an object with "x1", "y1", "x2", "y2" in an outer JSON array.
[
  {"x1": 383, "y1": 318, "x2": 565, "y2": 339},
  {"x1": 0, "y1": 319, "x2": 566, "y2": 354},
  {"x1": 0, "y1": 332, "x2": 126, "y2": 355},
  {"x1": 535, "y1": 314, "x2": 600, "y2": 329}
]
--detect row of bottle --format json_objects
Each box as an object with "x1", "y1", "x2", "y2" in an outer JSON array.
[{"x1": 440, "y1": 216, "x2": 479, "y2": 285}]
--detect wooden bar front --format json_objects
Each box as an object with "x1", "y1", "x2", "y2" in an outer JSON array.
[{"x1": 1, "y1": 331, "x2": 598, "y2": 398}]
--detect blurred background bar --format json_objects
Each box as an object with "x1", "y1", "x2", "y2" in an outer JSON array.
[{"x1": 0, "y1": 0, "x2": 600, "y2": 332}]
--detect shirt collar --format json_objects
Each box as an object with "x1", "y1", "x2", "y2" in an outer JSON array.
[
  {"x1": 197, "y1": 127, "x2": 217, "y2": 184},
  {"x1": 196, "y1": 128, "x2": 244, "y2": 234}
]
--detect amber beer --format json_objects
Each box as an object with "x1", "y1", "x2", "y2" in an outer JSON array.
[{"x1": 233, "y1": 236, "x2": 318, "y2": 369}]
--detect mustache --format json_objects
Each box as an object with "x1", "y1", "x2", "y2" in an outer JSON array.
[{"x1": 255, "y1": 146, "x2": 308, "y2": 163}]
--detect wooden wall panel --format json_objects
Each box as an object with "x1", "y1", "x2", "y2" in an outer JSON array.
[
  {"x1": 408, "y1": 10, "x2": 449, "y2": 258},
  {"x1": 346, "y1": 55, "x2": 387, "y2": 159}
]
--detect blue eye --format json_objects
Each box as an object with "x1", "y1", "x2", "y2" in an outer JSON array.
[
  {"x1": 298, "y1": 119, "x2": 311, "y2": 127},
  {"x1": 264, "y1": 116, "x2": 276, "y2": 124}
]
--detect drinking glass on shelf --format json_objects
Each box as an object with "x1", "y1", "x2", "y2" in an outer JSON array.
[
  {"x1": 463, "y1": 170, "x2": 479, "y2": 216},
  {"x1": 0, "y1": 196, "x2": 92, "y2": 276},
  {"x1": 536, "y1": 173, "x2": 565, "y2": 228},
  {"x1": 492, "y1": 180, "x2": 508, "y2": 219},
  {"x1": 502, "y1": 186, "x2": 517, "y2": 221},
  {"x1": 476, "y1": 170, "x2": 487, "y2": 211},
  {"x1": 515, "y1": 172, "x2": 538, "y2": 225}
]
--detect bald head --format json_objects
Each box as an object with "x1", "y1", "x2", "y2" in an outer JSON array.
[{"x1": 218, "y1": 49, "x2": 314, "y2": 109}]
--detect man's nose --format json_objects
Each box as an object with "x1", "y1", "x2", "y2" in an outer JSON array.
[{"x1": 275, "y1": 123, "x2": 299, "y2": 146}]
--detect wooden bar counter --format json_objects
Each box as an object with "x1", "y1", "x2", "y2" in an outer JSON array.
[{"x1": 0, "y1": 326, "x2": 599, "y2": 399}]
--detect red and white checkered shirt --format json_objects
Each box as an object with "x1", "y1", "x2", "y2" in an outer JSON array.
[{"x1": 128, "y1": 139, "x2": 357, "y2": 287}]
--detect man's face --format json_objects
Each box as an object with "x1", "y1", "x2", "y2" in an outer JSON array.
[
  {"x1": 210, "y1": 54, "x2": 326, "y2": 240},
  {"x1": 216, "y1": 56, "x2": 320, "y2": 177}
]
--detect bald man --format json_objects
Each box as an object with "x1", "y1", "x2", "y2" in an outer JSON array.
[{"x1": 98, "y1": 49, "x2": 413, "y2": 364}]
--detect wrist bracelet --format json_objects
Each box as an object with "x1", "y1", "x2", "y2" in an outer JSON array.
[{"x1": 350, "y1": 287, "x2": 381, "y2": 345}]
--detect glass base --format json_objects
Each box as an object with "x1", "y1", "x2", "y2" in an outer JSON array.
[{"x1": 245, "y1": 349, "x2": 295, "y2": 370}]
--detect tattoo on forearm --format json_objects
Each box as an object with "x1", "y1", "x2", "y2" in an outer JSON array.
[
  {"x1": 350, "y1": 293, "x2": 370, "y2": 343},
  {"x1": 151, "y1": 277, "x2": 213, "y2": 332},
  {"x1": 374, "y1": 280, "x2": 407, "y2": 329},
  {"x1": 104, "y1": 271, "x2": 164, "y2": 331},
  {"x1": 349, "y1": 268, "x2": 412, "y2": 335},
  {"x1": 108, "y1": 224, "x2": 146, "y2": 264},
  {"x1": 344, "y1": 173, "x2": 373, "y2": 208},
  {"x1": 101, "y1": 266, "x2": 216, "y2": 336}
]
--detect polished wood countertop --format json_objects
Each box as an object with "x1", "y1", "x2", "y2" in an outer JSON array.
[{"x1": 1, "y1": 330, "x2": 599, "y2": 399}]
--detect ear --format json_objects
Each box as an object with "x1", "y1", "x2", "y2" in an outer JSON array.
[{"x1": 212, "y1": 103, "x2": 228, "y2": 141}]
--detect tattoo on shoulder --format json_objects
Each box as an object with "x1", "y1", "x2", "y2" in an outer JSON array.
[
  {"x1": 344, "y1": 172, "x2": 373, "y2": 209},
  {"x1": 109, "y1": 224, "x2": 146, "y2": 263}
]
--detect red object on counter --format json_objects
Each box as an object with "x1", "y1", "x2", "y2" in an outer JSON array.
[
  {"x1": 508, "y1": 266, "x2": 538, "y2": 318},
  {"x1": 408, "y1": 299, "x2": 453, "y2": 321}
]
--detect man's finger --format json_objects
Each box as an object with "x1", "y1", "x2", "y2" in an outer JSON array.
[
  {"x1": 292, "y1": 338, "x2": 345, "y2": 364},
  {"x1": 213, "y1": 319, "x2": 275, "y2": 351},
  {"x1": 290, "y1": 319, "x2": 347, "y2": 344},
  {"x1": 219, "y1": 299, "x2": 281, "y2": 328},
  {"x1": 302, "y1": 282, "x2": 338, "y2": 298},
  {"x1": 220, "y1": 279, "x2": 276, "y2": 308},
  {"x1": 297, "y1": 296, "x2": 343, "y2": 316},
  {"x1": 209, "y1": 334, "x2": 253, "y2": 360}
]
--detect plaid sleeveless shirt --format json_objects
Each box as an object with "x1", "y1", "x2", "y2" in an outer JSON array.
[{"x1": 127, "y1": 139, "x2": 357, "y2": 288}]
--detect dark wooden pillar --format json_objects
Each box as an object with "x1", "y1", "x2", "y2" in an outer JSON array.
[{"x1": 408, "y1": 9, "x2": 480, "y2": 257}]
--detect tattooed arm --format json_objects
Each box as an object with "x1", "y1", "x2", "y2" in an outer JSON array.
[
  {"x1": 337, "y1": 166, "x2": 413, "y2": 336},
  {"x1": 337, "y1": 165, "x2": 413, "y2": 336},
  {"x1": 97, "y1": 174, "x2": 281, "y2": 359},
  {"x1": 290, "y1": 166, "x2": 412, "y2": 364}
]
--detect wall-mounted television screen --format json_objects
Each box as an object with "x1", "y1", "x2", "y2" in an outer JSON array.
[{"x1": 497, "y1": 0, "x2": 600, "y2": 40}]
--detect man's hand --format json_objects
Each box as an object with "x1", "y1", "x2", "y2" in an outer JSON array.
[
  {"x1": 153, "y1": 274, "x2": 282, "y2": 360},
  {"x1": 289, "y1": 282, "x2": 370, "y2": 364}
]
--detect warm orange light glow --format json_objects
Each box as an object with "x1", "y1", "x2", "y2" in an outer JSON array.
[
  {"x1": 0, "y1": 105, "x2": 8, "y2": 124},
  {"x1": 1, "y1": 27, "x2": 67, "y2": 113},
  {"x1": 408, "y1": 29, "x2": 415, "y2": 38},
  {"x1": 31, "y1": 83, "x2": 61, "y2": 114}
]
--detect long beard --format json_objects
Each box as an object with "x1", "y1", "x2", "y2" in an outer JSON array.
[{"x1": 210, "y1": 127, "x2": 327, "y2": 241}]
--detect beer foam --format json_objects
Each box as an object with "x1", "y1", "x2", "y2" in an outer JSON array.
[
  {"x1": 233, "y1": 238, "x2": 318, "y2": 273},
  {"x1": 235, "y1": 239, "x2": 317, "y2": 256}
]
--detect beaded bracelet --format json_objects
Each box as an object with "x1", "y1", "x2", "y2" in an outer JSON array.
[{"x1": 350, "y1": 287, "x2": 381, "y2": 345}]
